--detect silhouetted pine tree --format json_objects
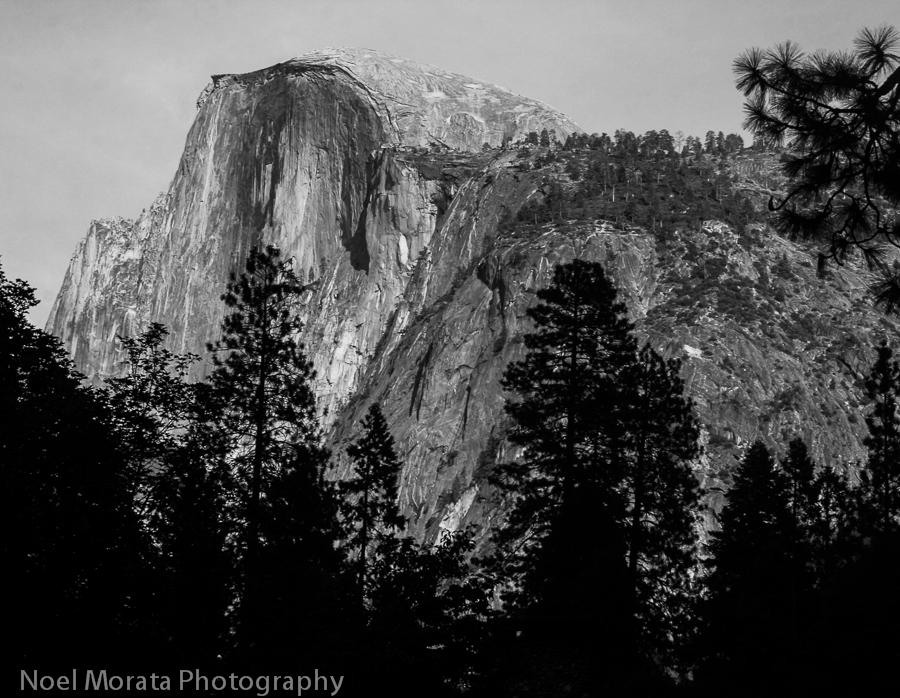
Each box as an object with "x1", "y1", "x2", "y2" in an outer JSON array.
[
  {"x1": 206, "y1": 245, "x2": 345, "y2": 666},
  {"x1": 700, "y1": 435, "x2": 872, "y2": 692},
  {"x1": 338, "y1": 404, "x2": 492, "y2": 694},
  {"x1": 368, "y1": 528, "x2": 492, "y2": 695},
  {"x1": 340, "y1": 402, "x2": 406, "y2": 611},
  {"x1": 778, "y1": 437, "x2": 857, "y2": 580},
  {"x1": 106, "y1": 323, "x2": 203, "y2": 517},
  {"x1": 861, "y1": 341, "x2": 900, "y2": 534},
  {"x1": 780, "y1": 435, "x2": 818, "y2": 571},
  {"x1": 805, "y1": 343, "x2": 900, "y2": 691},
  {"x1": 489, "y1": 259, "x2": 703, "y2": 686},
  {"x1": 778, "y1": 437, "x2": 825, "y2": 683},
  {"x1": 806, "y1": 462, "x2": 855, "y2": 580},
  {"x1": 619, "y1": 344, "x2": 701, "y2": 665},
  {"x1": 733, "y1": 26, "x2": 900, "y2": 306},
  {"x1": 702, "y1": 440, "x2": 797, "y2": 690},
  {"x1": 789, "y1": 451, "x2": 870, "y2": 693},
  {"x1": 492, "y1": 259, "x2": 637, "y2": 622}
]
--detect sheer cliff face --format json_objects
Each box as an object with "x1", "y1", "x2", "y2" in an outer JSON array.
[
  {"x1": 47, "y1": 49, "x2": 578, "y2": 412},
  {"x1": 48, "y1": 50, "x2": 892, "y2": 543},
  {"x1": 45, "y1": 49, "x2": 580, "y2": 527}
]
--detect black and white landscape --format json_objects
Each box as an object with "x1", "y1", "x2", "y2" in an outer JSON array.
[{"x1": 3, "y1": 3, "x2": 899, "y2": 695}]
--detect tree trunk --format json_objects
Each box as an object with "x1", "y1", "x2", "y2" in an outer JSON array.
[
  {"x1": 359, "y1": 476, "x2": 371, "y2": 612},
  {"x1": 250, "y1": 290, "x2": 270, "y2": 560}
]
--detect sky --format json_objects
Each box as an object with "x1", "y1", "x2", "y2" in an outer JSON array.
[{"x1": 1, "y1": 0, "x2": 897, "y2": 327}]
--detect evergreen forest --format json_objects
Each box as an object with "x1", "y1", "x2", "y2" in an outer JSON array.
[{"x1": 5, "y1": 242, "x2": 899, "y2": 695}]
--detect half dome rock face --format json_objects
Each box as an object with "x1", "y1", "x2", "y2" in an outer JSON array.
[
  {"x1": 46, "y1": 49, "x2": 579, "y2": 428},
  {"x1": 198, "y1": 47, "x2": 580, "y2": 151}
]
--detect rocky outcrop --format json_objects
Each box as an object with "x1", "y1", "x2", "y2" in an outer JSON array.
[{"x1": 47, "y1": 50, "x2": 897, "y2": 546}]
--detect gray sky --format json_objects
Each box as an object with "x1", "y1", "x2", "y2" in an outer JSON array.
[{"x1": 1, "y1": 0, "x2": 896, "y2": 327}]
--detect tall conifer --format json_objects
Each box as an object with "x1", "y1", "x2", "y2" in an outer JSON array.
[
  {"x1": 703, "y1": 440, "x2": 795, "y2": 687},
  {"x1": 619, "y1": 344, "x2": 701, "y2": 662},
  {"x1": 206, "y1": 245, "x2": 342, "y2": 664},
  {"x1": 491, "y1": 259, "x2": 702, "y2": 669},
  {"x1": 340, "y1": 402, "x2": 406, "y2": 610},
  {"x1": 862, "y1": 341, "x2": 900, "y2": 533},
  {"x1": 493, "y1": 259, "x2": 637, "y2": 615}
]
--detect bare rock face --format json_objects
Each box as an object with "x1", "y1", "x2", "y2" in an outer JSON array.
[
  {"x1": 47, "y1": 49, "x2": 894, "y2": 545},
  {"x1": 44, "y1": 50, "x2": 583, "y2": 503},
  {"x1": 198, "y1": 48, "x2": 580, "y2": 150},
  {"x1": 48, "y1": 49, "x2": 577, "y2": 417}
]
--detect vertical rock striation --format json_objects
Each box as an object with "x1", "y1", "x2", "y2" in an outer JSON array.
[{"x1": 48, "y1": 48, "x2": 578, "y2": 418}]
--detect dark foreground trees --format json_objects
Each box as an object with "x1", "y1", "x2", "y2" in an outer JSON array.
[
  {"x1": 4, "y1": 248, "x2": 489, "y2": 693},
  {"x1": 340, "y1": 403, "x2": 493, "y2": 693},
  {"x1": 14, "y1": 235, "x2": 900, "y2": 693},
  {"x1": 699, "y1": 340, "x2": 900, "y2": 694},
  {"x1": 862, "y1": 341, "x2": 900, "y2": 533},
  {"x1": 340, "y1": 402, "x2": 406, "y2": 611},
  {"x1": 106, "y1": 322, "x2": 202, "y2": 496},
  {"x1": 733, "y1": 25, "x2": 900, "y2": 309},
  {"x1": 107, "y1": 323, "x2": 232, "y2": 666},
  {"x1": 619, "y1": 345, "x2": 701, "y2": 663},
  {"x1": 700, "y1": 441, "x2": 798, "y2": 689},
  {"x1": 827, "y1": 342, "x2": 900, "y2": 692},
  {"x1": 2, "y1": 262, "x2": 145, "y2": 667},
  {"x1": 489, "y1": 259, "x2": 702, "y2": 674},
  {"x1": 206, "y1": 245, "x2": 345, "y2": 666},
  {"x1": 207, "y1": 245, "x2": 327, "y2": 560},
  {"x1": 492, "y1": 259, "x2": 637, "y2": 620}
]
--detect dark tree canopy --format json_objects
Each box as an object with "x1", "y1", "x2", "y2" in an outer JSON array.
[
  {"x1": 340, "y1": 402, "x2": 406, "y2": 610},
  {"x1": 708, "y1": 442, "x2": 793, "y2": 583},
  {"x1": 106, "y1": 323, "x2": 232, "y2": 665},
  {"x1": 493, "y1": 260, "x2": 637, "y2": 615},
  {"x1": 733, "y1": 26, "x2": 900, "y2": 308},
  {"x1": 619, "y1": 344, "x2": 701, "y2": 663},
  {"x1": 702, "y1": 441, "x2": 797, "y2": 687},
  {"x1": 106, "y1": 323, "x2": 204, "y2": 510},
  {"x1": 207, "y1": 245, "x2": 324, "y2": 552},
  {"x1": 206, "y1": 246, "x2": 342, "y2": 664},
  {"x1": 862, "y1": 341, "x2": 900, "y2": 533},
  {"x1": 2, "y1": 262, "x2": 145, "y2": 667},
  {"x1": 490, "y1": 259, "x2": 701, "y2": 671}
]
